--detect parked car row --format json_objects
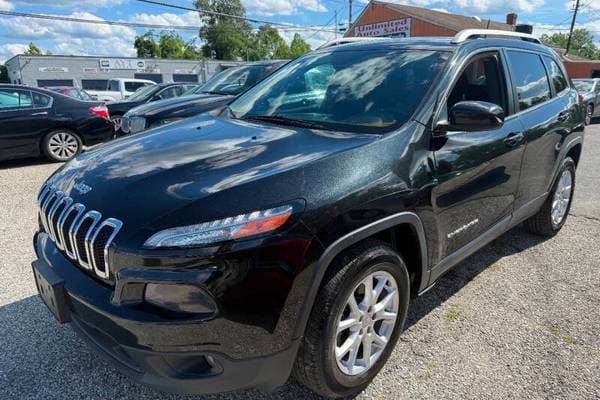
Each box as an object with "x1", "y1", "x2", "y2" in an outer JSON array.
[{"x1": 32, "y1": 31, "x2": 585, "y2": 398}]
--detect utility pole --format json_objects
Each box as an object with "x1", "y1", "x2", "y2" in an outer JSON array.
[
  {"x1": 349, "y1": 0, "x2": 352, "y2": 32},
  {"x1": 565, "y1": 0, "x2": 580, "y2": 55}
]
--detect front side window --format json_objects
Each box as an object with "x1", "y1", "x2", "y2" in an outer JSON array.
[
  {"x1": 543, "y1": 57, "x2": 568, "y2": 94},
  {"x1": 128, "y1": 84, "x2": 159, "y2": 101},
  {"x1": 506, "y1": 51, "x2": 551, "y2": 112},
  {"x1": 196, "y1": 65, "x2": 271, "y2": 96},
  {"x1": 447, "y1": 52, "x2": 507, "y2": 113},
  {"x1": 157, "y1": 86, "x2": 183, "y2": 99},
  {"x1": 0, "y1": 90, "x2": 32, "y2": 110},
  {"x1": 229, "y1": 49, "x2": 450, "y2": 134}
]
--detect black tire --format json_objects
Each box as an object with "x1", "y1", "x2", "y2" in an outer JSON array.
[
  {"x1": 42, "y1": 129, "x2": 83, "y2": 162},
  {"x1": 523, "y1": 157, "x2": 576, "y2": 237},
  {"x1": 294, "y1": 240, "x2": 410, "y2": 398},
  {"x1": 585, "y1": 104, "x2": 593, "y2": 126}
]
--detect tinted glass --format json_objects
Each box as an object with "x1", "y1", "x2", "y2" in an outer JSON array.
[
  {"x1": 448, "y1": 53, "x2": 507, "y2": 113},
  {"x1": 79, "y1": 90, "x2": 93, "y2": 101},
  {"x1": 0, "y1": 90, "x2": 32, "y2": 109},
  {"x1": 196, "y1": 65, "x2": 270, "y2": 95},
  {"x1": 32, "y1": 92, "x2": 51, "y2": 107},
  {"x1": 128, "y1": 84, "x2": 159, "y2": 101},
  {"x1": 544, "y1": 57, "x2": 568, "y2": 94},
  {"x1": 573, "y1": 80, "x2": 594, "y2": 92},
  {"x1": 109, "y1": 80, "x2": 120, "y2": 91},
  {"x1": 82, "y1": 79, "x2": 109, "y2": 90},
  {"x1": 173, "y1": 74, "x2": 199, "y2": 83},
  {"x1": 37, "y1": 79, "x2": 73, "y2": 87},
  {"x1": 157, "y1": 86, "x2": 183, "y2": 99},
  {"x1": 506, "y1": 51, "x2": 551, "y2": 111},
  {"x1": 229, "y1": 49, "x2": 449, "y2": 134},
  {"x1": 125, "y1": 81, "x2": 153, "y2": 92}
]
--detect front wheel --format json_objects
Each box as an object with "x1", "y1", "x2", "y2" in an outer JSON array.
[
  {"x1": 294, "y1": 241, "x2": 410, "y2": 398},
  {"x1": 524, "y1": 157, "x2": 575, "y2": 236}
]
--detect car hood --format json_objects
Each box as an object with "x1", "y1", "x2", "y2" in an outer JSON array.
[
  {"x1": 126, "y1": 93, "x2": 234, "y2": 117},
  {"x1": 48, "y1": 114, "x2": 377, "y2": 244}
]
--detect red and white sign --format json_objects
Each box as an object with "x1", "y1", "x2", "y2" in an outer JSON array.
[{"x1": 354, "y1": 18, "x2": 411, "y2": 38}]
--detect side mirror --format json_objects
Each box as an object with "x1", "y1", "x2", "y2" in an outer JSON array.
[
  {"x1": 150, "y1": 95, "x2": 162, "y2": 102},
  {"x1": 436, "y1": 101, "x2": 505, "y2": 134}
]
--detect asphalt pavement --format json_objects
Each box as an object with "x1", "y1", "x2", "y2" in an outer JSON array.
[{"x1": 1, "y1": 125, "x2": 599, "y2": 399}]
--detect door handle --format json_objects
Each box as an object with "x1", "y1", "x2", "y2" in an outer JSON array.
[
  {"x1": 503, "y1": 132, "x2": 524, "y2": 147},
  {"x1": 557, "y1": 111, "x2": 569, "y2": 122},
  {"x1": 31, "y1": 111, "x2": 48, "y2": 116}
]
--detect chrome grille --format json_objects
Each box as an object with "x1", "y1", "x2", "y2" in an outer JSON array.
[{"x1": 37, "y1": 184, "x2": 123, "y2": 282}]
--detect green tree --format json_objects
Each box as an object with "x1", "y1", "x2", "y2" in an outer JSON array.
[
  {"x1": 134, "y1": 31, "x2": 159, "y2": 58},
  {"x1": 288, "y1": 33, "x2": 311, "y2": 58},
  {"x1": 195, "y1": 0, "x2": 253, "y2": 60},
  {"x1": 255, "y1": 25, "x2": 289, "y2": 60},
  {"x1": 540, "y1": 29, "x2": 600, "y2": 60},
  {"x1": 0, "y1": 64, "x2": 8, "y2": 83},
  {"x1": 24, "y1": 42, "x2": 43, "y2": 56}
]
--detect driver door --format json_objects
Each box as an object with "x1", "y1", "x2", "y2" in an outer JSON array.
[{"x1": 432, "y1": 51, "x2": 525, "y2": 261}]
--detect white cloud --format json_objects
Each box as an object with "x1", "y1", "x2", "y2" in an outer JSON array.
[
  {"x1": 0, "y1": 42, "x2": 28, "y2": 62},
  {"x1": 131, "y1": 11, "x2": 201, "y2": 28},
  {"x1": 0, "y1": 0, "x2": 13, "y2": 11},
  {"x1": 8, "y1": 0, "x2": 124, "y2": 7},
  {"x1": 0, "y1": 12, "x2": 137, "y2": 57},
  {"x1": 358, "y1": 0, "x2": 545, "y2": 13},
  {"x1": 243, "y1": 0, "x2": 327, "y2": 16}
]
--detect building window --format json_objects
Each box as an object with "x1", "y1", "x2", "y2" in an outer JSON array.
[
  {"x1": 37, "y1": 79, "x2": 74, "y2": 88},
  {"x1": 82, "y1": 79, "x2": 109, "y2": 91},
  {"x1": 134, "y1": 73, "x2": 163, "y2": 83},
  {"x1": 173, "y1": 74, "x2": 199, "y2": 83}
]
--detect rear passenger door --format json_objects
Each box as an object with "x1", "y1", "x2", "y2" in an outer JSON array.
[
  {"x1": 433, "y1": 51, "x2": 525, "y2": 258},
  {"x1": 504, "y1": 50, "x2": 579, "y2": 212}
]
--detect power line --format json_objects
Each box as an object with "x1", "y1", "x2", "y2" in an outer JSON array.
[
  {"x1": 566, "y1": 0, "x2": 581, "y2": 54},
  {"x1": 0, "y1": 10, "x2": 336, "y2": 33},
  {"x1": 135, "y1": 0, "x2": 335, "y2": 33}
]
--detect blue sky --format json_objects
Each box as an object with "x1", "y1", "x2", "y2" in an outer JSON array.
[{"x1": 0, "y1": 0, "x2": 598, "y2": 62}]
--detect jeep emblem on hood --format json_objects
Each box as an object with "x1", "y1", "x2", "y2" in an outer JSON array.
[{"x1": 73, "y1": 182, "x2": 92, "y2": 195}]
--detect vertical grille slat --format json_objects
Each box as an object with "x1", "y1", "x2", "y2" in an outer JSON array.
[{"x1": 37, "y1": 185, "x2": 122, "y2": 283}]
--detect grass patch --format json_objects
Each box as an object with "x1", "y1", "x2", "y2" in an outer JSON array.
[{"x1": 445, "y1": 305, "x2": 461, "y2": 321}]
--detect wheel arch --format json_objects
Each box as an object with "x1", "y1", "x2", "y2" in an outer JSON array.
[{"x1": 293, "y1": 212, "x2": 428, "y2": 339}]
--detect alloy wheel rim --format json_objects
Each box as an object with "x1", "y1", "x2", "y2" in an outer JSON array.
[
  {"x1": 48, "y1": 132, "x2": 78, "y2": 161},
  {"x1": 551, "y1": 169, "x2": 572, "y2": 226},
  {"x1": 112, "y1": 117, "x2": 122, "y2": 131},
  {"x1": 334, "y1": 270, "x2": 399, "y2": 376}
]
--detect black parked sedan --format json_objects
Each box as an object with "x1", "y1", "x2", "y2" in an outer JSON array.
[
  {"x1": 573, "y1": 78, "x2": 600, "y2": 125},
  {"x1": 120, "y1": 61, "x2": 286, "y2": 135},
  {"x1": 0, "y1": 85, "x2": 113, "y2": 162},
  {"x1": 107, "y1": 83, "x2": 198, "y2": 132}
]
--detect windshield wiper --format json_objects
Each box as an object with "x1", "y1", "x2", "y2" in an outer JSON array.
[{"x1": 242, "y1": 115, "x2": 329, "y2": 130}]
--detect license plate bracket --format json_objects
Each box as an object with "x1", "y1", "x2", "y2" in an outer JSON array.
[{"x1": 32, "y1": 261, "x2": 71, "y2": 323}]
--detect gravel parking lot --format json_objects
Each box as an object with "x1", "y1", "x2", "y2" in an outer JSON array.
[{"x1": 1, "y1": 126, "x2": 599, "y2": 400}]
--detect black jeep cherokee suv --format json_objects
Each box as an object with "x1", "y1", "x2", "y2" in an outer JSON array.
[{"x1": 32, "y1": 31, "x2": 584, "y2": 398}]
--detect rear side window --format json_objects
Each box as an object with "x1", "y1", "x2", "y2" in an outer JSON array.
[
  {"x1": 506, "y1": 51, "x2": 551, "y2": 111},
  {"x1": 0, "y1": 89, "x2": 32, "y2": 109},
  {"x1": 543, "y1": 57, "x2": 568, "y2": 94},
  {"x1": 32, "y1": 92, "x2": 52, "y2": 107}
]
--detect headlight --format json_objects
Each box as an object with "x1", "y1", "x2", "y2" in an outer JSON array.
[{"x1": 144, "y1": 205, "x2": 293, "y2": 248}]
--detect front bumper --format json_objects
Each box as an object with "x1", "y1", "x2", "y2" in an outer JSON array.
[{"x1": 32, "y1": 232, "x2": 299, "y2": 394}]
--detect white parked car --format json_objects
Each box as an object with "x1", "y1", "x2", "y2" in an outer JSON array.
[{"x1": 87, "y1": 78, "x2": 156, "y2": 102}]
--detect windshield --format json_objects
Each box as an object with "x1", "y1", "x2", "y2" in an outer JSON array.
[
  {"x1": 573, "y1": 80, "x2": 594, "y2": 92},
  {"x1": 193, "y1": 65, "x2": 270, "y2": 96},
  {"x1": 228, "y1": 49, "x2": 449, "y2": 133},
  {"x1": 127, "y1": 84, "x2": 159, "y2": 101}
]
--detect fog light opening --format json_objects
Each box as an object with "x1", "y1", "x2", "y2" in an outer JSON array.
[{"x1": 144, "y1": 283, "x2": 217, "y2": 315}]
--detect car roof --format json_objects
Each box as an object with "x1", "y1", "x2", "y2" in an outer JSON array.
[{"x1": 312, "y1": 35, "x2": 554, "y2": 56}]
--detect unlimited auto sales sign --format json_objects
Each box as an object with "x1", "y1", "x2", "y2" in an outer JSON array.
[{"x1": 354, "y1": 18, "x2": 411, "y2": 38}]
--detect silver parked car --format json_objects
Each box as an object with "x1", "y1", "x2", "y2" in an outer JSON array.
[{"x1": 573, "y1": 78, "x2": 600, "y2": 125}]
